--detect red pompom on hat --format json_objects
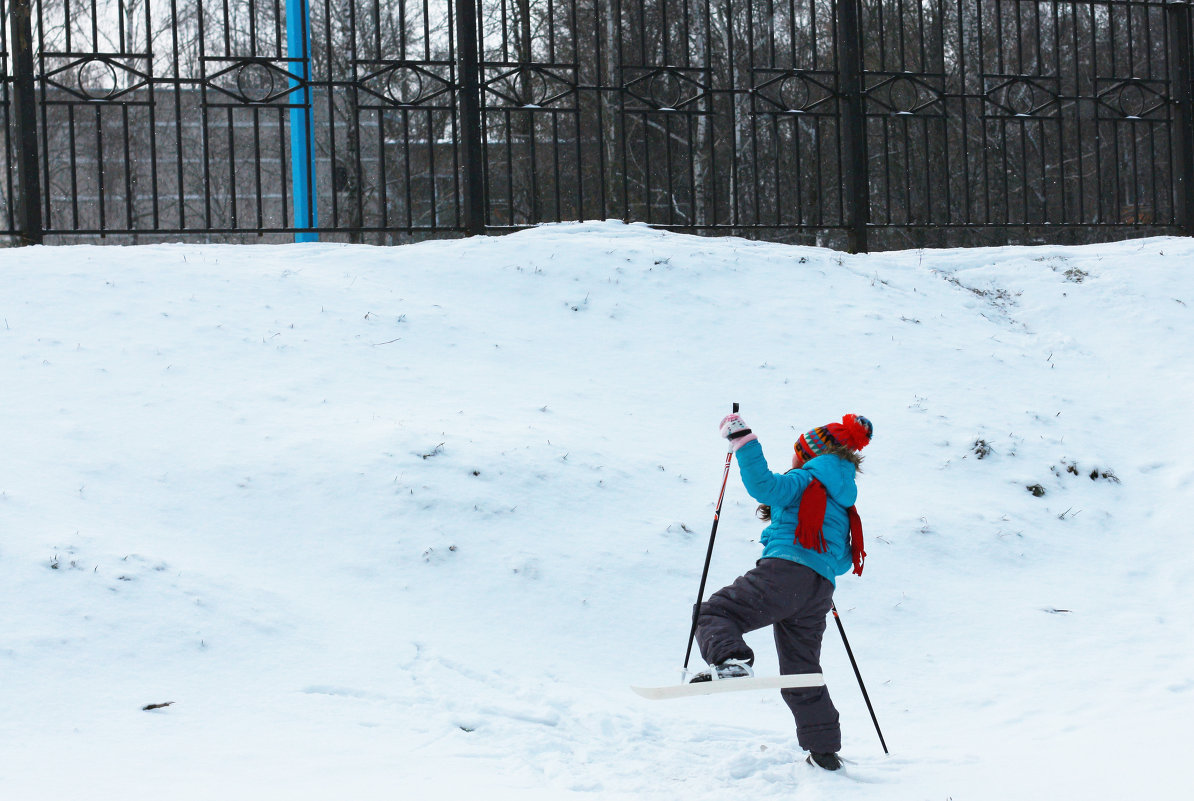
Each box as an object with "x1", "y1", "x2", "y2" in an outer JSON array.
[{"x1": 825, "y1": 414, "x2": 873, "y2": 451}]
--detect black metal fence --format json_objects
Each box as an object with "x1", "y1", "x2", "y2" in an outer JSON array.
[{"x1": 3, "y1": 0, "x2": 1193, "y2": 250}]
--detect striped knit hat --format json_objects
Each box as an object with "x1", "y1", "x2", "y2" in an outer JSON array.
[{"x1": 795, "y1": 414, "x2": 874, "y2": 462}]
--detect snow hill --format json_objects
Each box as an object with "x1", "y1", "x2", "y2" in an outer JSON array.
[{"x1": 2, "y1": 223, "x2": 1191, "y2": 800}]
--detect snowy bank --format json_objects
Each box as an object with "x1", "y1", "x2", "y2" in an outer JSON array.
[{"x1": 2, "y1": 223, "x2": 1191, "y2": 800}]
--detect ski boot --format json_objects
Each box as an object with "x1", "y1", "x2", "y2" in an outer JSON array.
[
  {"x1": 806, "y1": 752, "x2": 842, "y2": 771},
  {"x1": 688, "y1": 658, "x2": 754, "y2": 683}
]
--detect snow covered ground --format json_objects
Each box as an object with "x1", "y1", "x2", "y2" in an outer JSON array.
[{"x1": 2, "y1": 222, "x2": 1191, "y2": 800}]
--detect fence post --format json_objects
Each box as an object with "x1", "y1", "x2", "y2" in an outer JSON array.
[
  {"x1": 10, "y1": 0, "x2": 42, "y2": 245},
  {"x1": 836, "y1": 0, "x2": 868, "y2": 253},
  {"x1": 455, "y1": 0, "x2": 486, "y2": 236},
  {"x1": 1170, "y1": 1, "x2": 1194, "y2": 236},
  {"x1": 287, "y1": 0, "x2": 319, "y2": 242}
]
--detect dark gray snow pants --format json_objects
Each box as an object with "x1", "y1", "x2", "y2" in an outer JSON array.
[{"x1": 696, "y1": 557, "x2": 841, "y2": 753}]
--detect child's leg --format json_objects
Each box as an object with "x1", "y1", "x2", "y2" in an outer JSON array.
[
  {"x1": 773, "y1": 573, "x2": 840, "y2": 753},
  {"x1": 696, "y1": 558, "x2": 807, "y2": 667}
]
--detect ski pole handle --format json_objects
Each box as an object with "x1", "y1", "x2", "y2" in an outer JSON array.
[
  {"x1": 720, "y1": 399, "x2": 743, "y2": 454},
  {"x1": 725, "y1": 402, "x2": 740, "y2": 452}
]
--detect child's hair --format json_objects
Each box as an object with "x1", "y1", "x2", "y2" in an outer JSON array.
[
  {"x1": 756, "y1": 444, "x2": 863, "y2": 522},
  {"x1": 824, "y1": 443, "x2": 864, "y2": 471}
]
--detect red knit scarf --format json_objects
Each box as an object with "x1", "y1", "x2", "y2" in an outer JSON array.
[{"x1": 795, "y1": 478, "x2": 866, "y2": 576}]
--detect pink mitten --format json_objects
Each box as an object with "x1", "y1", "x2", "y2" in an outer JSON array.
[{"x1": 718, "y1": 414, "x2": 758, "y2": 451}]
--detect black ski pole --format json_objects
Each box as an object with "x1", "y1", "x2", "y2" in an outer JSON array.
[
  {"x1": 682, "y1": 402, "x2": 738, "y2": 674},
  {"x1": 831, "y1": 602, "x2": 889, "y2": 754}
]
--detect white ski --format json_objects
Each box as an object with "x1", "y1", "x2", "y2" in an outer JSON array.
[{"x1": 631, "y1": 672, "x2": 824, "y2": 700}]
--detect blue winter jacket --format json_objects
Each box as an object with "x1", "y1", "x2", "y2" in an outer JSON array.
[{"x1": 734, "y1": 438, "x2": 858, "y2": 585}]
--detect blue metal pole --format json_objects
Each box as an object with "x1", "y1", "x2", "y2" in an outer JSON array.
[{"x1": 287, "y1": 0, "x2": 319, "y2": 242}]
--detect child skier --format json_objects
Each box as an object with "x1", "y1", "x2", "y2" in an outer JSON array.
[{"x1": 692, "y1": 411, "x2": 873, "y2": 772}]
